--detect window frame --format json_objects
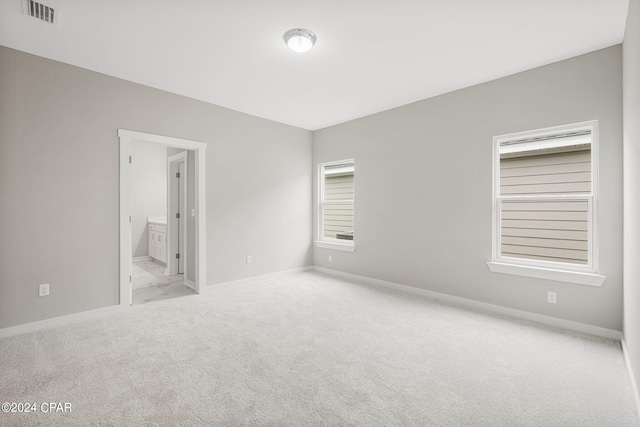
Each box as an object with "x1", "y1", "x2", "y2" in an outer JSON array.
[
  {"x1": 487, "y1": 121, "x2": 605, "y2": 286},
  {"x1": 315, "y1": 158, "x2": 356, "y2": 252}
]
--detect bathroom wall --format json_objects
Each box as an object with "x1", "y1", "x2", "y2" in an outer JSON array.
[{"x1": 132, "y1": 141, "x2": 167, "y2": 258}]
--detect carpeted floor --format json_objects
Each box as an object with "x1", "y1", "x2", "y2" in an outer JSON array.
[{"x1": 1, "y1": 271, "x2": 638, "y2": 426}]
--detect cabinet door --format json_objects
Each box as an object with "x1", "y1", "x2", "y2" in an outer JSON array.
[
  {"x1": 157, "y1": 232, "x2": 167, "y2": 264},
  {"x1": 149, "y1": 231, "x2": 156, "y2": 259}
]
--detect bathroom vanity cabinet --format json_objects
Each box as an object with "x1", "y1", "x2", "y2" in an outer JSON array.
[{"x1": 148, "y1": 222, "x2": 167, "y2": 264}]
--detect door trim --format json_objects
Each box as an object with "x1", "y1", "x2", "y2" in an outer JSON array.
[{"x1": 119, "y1": 129, "x2": 207, "y2": 306}]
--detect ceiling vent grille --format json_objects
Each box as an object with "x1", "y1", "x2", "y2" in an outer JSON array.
[{"x1": 23, "y1": 0, "x2": 58, "y2": 25}]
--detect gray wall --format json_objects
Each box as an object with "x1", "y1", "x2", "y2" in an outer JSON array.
[
  {"x1": 313, "y1": 46, "x2": 623, "y2": 330},
  {"x1": 623, "y1": 0, "x2": 640, "y2": 401},
  {"x1": 0, "y1": 46, "x2": 312, "y2": 329},
  {"x1": 0, "y1": 41, "x2": 628, "y2": 334},
  {"x1": 132, "y1": 141, "x2": 167, "y2": 258}
]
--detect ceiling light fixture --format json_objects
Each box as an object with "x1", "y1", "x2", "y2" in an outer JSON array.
[{"x1": 283, "y1": 28, "x2": 316, "y2": 53}]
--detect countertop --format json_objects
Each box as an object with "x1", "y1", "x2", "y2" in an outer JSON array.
[{"x1": 147, "y1": 216, "x2": 167, "y2": 225}]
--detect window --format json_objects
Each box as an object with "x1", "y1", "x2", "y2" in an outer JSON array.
[
  {"x1": 488, "y1": 121, "x2": 605, "y2": 286},
  {"x1": 316, "y1": 159, "x2": 355, "y2": 251}
]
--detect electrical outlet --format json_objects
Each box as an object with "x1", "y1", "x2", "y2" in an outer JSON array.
[
  {"x1": 328, "y1": 255, "x2": 332, "y2": 262},
  {"x1": 39, "y1": 284, "x2": 50, "y2": 297},
  {"x1": 246, "y1": 256, "x2": 252, "y2": 264},
  {"x1": 547, "y1": 291, "x2": 557, "y2": 304}
]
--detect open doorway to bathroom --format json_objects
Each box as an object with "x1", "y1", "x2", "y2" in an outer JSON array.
[
  {"x1": 130, "y1": 143, "x2": 195, "y2": 304},
  {"x1": 119, "y1": 129, "x2": 207, "y2": 308}
]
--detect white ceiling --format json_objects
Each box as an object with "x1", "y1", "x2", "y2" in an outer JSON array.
[{"x1": 0, "y1": 0, "x2": 629, "y2": 130}]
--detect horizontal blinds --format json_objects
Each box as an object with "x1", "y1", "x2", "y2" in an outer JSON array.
[
  {"x1": 323, "y1": 172, "x2": 354, "y2": 239},
  {"x1": 499, "y1": 146, "x2": 591, "y2": 266}
]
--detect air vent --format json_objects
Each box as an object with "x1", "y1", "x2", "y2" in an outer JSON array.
[{"x1": 23, "y1": 0, "x2": 58, "y2": 25}]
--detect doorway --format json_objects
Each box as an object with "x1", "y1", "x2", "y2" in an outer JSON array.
[{"x1": 119, "y1": 129, "x2": 207, "y2": 307}]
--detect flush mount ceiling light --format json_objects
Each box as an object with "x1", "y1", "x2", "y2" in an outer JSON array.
[{"x1": 283, "y1": 28, "x2": 317, "y2": 53}]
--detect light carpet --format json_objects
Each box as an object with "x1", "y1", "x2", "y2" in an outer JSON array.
[{"x1": 1, "y1": 271, "x2": 638, "y2": 426}]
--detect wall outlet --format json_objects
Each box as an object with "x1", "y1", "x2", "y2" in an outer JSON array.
[
  {"x1": 246, "y1": 256, "x2": 252, "y2": 264},
  {"x1": 39, "y1": 283, "x2": 50, "y2": 297},
  {"x1": 547, "y1": 291, "x2": 557, "y2": 304},
  {"x1": 328, "y1": 255, "x2": 332, "y2": 262}
]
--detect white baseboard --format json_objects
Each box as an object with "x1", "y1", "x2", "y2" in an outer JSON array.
[
  {"x1": 205, "y1": 266, "x2": 313, "y2": 293},
  {"x1": 313, "y1": 267, "x2": 622, "y2": 341},
  {"x1": 184, "y1": 279, "x2": 196, "y2": 290},
  {"x1": 622, "y1": 337, "x2": 640, "y2": 416},
  {"x1": 0, "y1": 267, "x2": 313, "y2": 338},
  {"x1": 1, "y1": 265, "x2": 619, "y2": 344},
  {"x1": 0, "y1": 305, "x2": 127, "y2": 339},
  {"x1": 133, "y1": 256, "x2": 151, "y2": 262}
]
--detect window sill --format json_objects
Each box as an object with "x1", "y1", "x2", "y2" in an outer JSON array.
[
  {"x1": 315, "y1": 241, "x2": 356, "y2": 252},
  {"x1": 486, "y1": 262, "x2": 605, "y2": 287}
]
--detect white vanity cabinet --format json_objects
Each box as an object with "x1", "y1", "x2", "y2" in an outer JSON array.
[{"x1": 148, "y1": 222, "x2": 167, "y2": 264}]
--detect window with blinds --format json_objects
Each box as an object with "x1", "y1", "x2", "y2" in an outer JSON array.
[
  {"x1": 493, "y1": 122, "x2": 598, "y2": 272},
  {"x1": 319, "y1": 160, "x2": 355, "y2": 244}
]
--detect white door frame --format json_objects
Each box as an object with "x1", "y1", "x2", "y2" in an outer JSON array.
[
  {"x1": 119, "y1": 129, "x2": 207, "y2": 306},
  {"x1": 167, "y1": 151, "x2": 188, "y2": 277}
]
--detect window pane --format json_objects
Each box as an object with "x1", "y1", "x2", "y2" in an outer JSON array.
[
  {"x1": 500, "y1": 148, "x2": 591, "y2": 196},
  {"x1": 322, "y1": 161, "x2": 354, "y2": 241},
  {"x1": 500, "y1": 199, "x2": 589, "y2": 265},
  {"x1": 324, "y1": 163, "x2": 354, "y2": 201},
  {"x1": 323, "y1": 202, "x2": 354, "y2": 240},
  {"x1": 493, "y1": 122, "x2": 597, "y2": 271}
]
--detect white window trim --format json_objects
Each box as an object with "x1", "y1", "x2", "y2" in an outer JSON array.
[
  {"x1": 315, "y1": 158, "x2": 356, "y2": 252},
  {"x1": 315, "y1": 240, "x2": 356, "y2": 252},
  {"x1": 486, "y1": 262, "x2": 605, "y2": 286},
  {"x1": 488, "y1": 120, "x2": 605, "y2": 286}
]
